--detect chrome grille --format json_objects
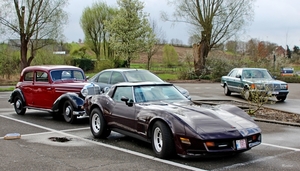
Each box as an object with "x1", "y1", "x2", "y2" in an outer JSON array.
[
  {"x1": 87, "y1": 86, "x2": 100, "y2": 95},
  {"x1": 265, "y1": 84, "x2": 281, "y2": 91}
]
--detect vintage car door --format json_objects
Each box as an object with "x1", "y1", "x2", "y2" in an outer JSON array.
[
  {"x1": 32, "y1": 71, "x2": 54, "y2": 109},
  {"x1": 21, "y1": 71, "x2": 35, "y2": 106},
  {"x1": 109, "y1": 86, "x2": 136, "y2": 132}
]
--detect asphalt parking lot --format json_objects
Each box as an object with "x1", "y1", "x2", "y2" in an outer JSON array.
[{"x1": 1, "y1": 83, "x2": 300, "y2": 171}]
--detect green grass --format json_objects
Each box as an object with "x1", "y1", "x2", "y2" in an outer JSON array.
[
  {"x1": 0, "y1": 86, "x2": 14, "y2": 92},
  {"x1": 156, "y1": 73, "x2": 178, "y2": 81}
]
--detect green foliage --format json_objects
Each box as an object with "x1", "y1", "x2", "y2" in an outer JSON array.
[
  {"x1": 0, "y1": 45, "x2": 20, "y2": 78},
  {"x1": 162, "y1": 45, "x2": 179, "y2": 67},
  {"x1": 72, "y1": 58, "x2": 96, "y2": 71},
  {"x1": 94, "y1": 59, "x2": 114, "y2": 72},
  {"x1": 105, "y1": 0, "x2": 152, "y2": 67}
]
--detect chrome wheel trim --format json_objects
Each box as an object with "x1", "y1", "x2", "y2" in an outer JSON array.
[
  {"x1": 65, "y1": 106, "x2": 71, "y2": 117},
  {"x1": 153, "y1": 127, "x2": 163, "y2": 152},
  {"x1": 16, "y1": 99, "x2": 22, "y2": 109},
  {"x1": 92, "y1": 114, "x2": 100, "y2": 133}
]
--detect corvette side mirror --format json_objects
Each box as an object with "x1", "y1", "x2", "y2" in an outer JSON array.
[{"x1": 121, "y1": 96, "x2": 133, "y2": 107}]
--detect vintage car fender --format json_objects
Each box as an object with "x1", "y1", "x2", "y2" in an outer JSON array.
[
  {"x1": 52, "y1": 92, "x2": 84, "y2": 112},
  {"x1": 8, "y1": 88, "x2": 25, "y2": 104}
]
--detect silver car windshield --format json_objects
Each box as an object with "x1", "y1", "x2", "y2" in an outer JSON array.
[
  {"x1": 134, "y1": 85, "x2": 187, "y2": 102},
  {"x1": 124, "y1": 70, "x2": 163, "y2": 82}
]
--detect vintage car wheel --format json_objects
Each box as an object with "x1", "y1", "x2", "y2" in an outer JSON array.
[
  {"x1": 276, "y1": 96, "x2": 286, "y2": 102},
  {"x1": 224, "y1": 84, "x2": 231, "y2": 96},
  {"x1": 13, "y1": 96, "x2": 26, "y2": 115},
  {"x1": 90, "y1": 108, "x2": 111, "y2": 138},
  {"x1": 63, "y1": 101, "x2": 77, "y2": 123},
  {"x1": 151, "y1": 121, "x2": 175, "y2": 159}
]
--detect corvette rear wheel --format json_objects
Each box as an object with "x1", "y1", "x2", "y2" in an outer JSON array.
[
  {"x1": 224, "y1": 84, "x2": 231, "y2": 96},
  {"x1": 13, "y1": 96, "x2": 26, "y2": 115},
  {"x1": 90, "y1": 108, "x2": 111, "y2": 138},
  {"x1": 63, "y1": 100, "x2": 77, "y2": 124},
  {"x1": 151, "y1": 121, "x2": 175, "y2": 159}
]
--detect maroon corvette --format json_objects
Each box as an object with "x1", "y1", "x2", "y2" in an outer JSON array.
[{"x1": 84, "y1": 82, "x2": 261, "y2": 159}]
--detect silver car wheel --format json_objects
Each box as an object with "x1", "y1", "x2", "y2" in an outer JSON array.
[
  {"x1": 91, "y1": 113, "x2": 100, "y2": 134},
  {"x1": 153, "y1": 127, "x2": 163, "y2": 153}
]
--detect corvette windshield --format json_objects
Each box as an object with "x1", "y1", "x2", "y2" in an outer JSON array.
[{"x1": 134, "y1": 85, "x2": 187, "y2": 102}]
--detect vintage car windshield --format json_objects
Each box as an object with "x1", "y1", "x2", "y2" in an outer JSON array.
[
  {"x1": 124, "y1": 70, "x2": 163, "y2": 82},
  {"x1": 134, "y1": 85, "x2": 187, "y2": 102},
  {"x1": 242, "y1": 69, "x2": 273, "y2": 79},
  {"x1": 51, "y1": 70, "x2": 85, "y2": 81}
]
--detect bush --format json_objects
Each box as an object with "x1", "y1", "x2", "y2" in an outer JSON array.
[
  {"x1": 72, "y1": 58, "x2": 96, "y2": 71},
  {"x1": 94, "y1": 59, "x2": 114, "y2": 72}
]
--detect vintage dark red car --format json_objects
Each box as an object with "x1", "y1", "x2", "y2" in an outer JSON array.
[
  {"x1": 84, "y1": 82, "x2": 262, "y2": 159},
  {"x1": 8, "y1": 65, "x2": 100, "y2": 123}
]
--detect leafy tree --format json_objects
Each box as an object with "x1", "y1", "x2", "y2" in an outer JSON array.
[
  {"x1": 162, "y1": 0, "x2": 255, "y2": 76},
  {"x1": 105, "y1": 0, "x2": 152, "y2": 68},
  {"x1": 80, "y1": 2, "x2": 116, "y2": 60},
  {"x1": 0, "y1": 0, "x2": 68, "y2": 70},
  {"x1": 163, "y1": 44, "x2": 178, "y2": 67}
]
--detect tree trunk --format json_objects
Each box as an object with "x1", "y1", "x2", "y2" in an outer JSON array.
[
  {"x1": 20, "y1": 34, "x2": 29, "y2": 71},
  {"x1": 193, "y1": 40, "x2": 210, "y2": 76}
]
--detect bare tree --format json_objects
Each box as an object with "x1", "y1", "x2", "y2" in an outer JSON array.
[
  {"x1": 145, "y1": 19, "x2": 165, "y2": 70},
  {"x1": 162, "y1": 0, "x2": 255, "y2": 75},
  {"x1": 0, "y1": 0, "x2": 68, "y2": 70}
]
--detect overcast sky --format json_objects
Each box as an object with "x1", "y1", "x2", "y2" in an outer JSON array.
[{"x1": 63, "y1": 0, "x2": 300, "y2": 48}]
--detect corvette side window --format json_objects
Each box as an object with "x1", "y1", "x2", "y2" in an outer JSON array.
[{"x1": 113, "y1": 87, "x2": 133, "y2": 102}]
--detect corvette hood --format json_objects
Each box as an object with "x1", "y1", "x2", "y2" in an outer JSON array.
[{"x1": 142, "y1": 101, "x2": 259, "y2": 135}]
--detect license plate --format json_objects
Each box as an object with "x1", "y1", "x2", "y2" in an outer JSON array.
[
  {"x1": 236, "y1": 139, "x2": 247, "y2": 150},
  {"x1": 272, "y1": 91, "x2": 279, "y2": 94}
]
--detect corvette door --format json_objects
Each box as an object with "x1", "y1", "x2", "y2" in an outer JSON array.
[{"x1": 110, "y1": 86, "x2": 136, "y2": 132}]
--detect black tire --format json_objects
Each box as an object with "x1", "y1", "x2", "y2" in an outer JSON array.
[
  {"x1": 62, "y1": 100, "x2": 77, "y2": 123},
  {"x1": 224, "y1": 84, "x2": 231, "y2": 96},
  {"x1": 13, "y1": 96, "x2": 26, "y2": 115},
  {"x1": 276, "y1": 96, "x2": 286, "y2": 102},
  {"x1": 151, "y1": 121, "x2": 175, "y2": 159},
  {"x1": 90, "y1": 108, "x2": 111, "y2": 138}
]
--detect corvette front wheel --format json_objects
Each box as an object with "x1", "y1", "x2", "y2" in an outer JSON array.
[
  {"x1": 151, "y1": 121, "x2": 175, "y2": 159},
  {"x1": 90, "y1": 108, "x2": 111, "y2": 138}
]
